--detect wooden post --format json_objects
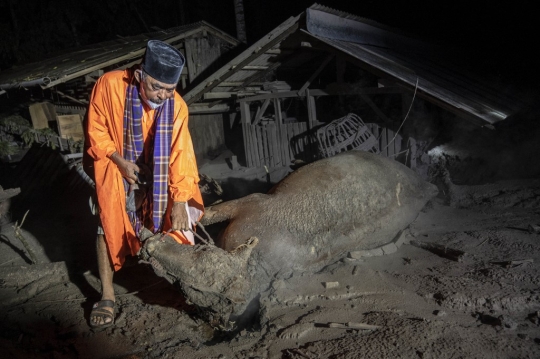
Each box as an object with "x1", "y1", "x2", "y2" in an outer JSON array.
[
  {"x1": 250, "y1": 124, "x2": 260, "y2": 168},
  {"x1": 306, "y1": 89, "x2": 317, "y2": 130},
  {"x1": 253, "y1": 98, "x2": 271, "y2": 125},
  {"x1": 256, "y1": 125, "x2": 264, "y2": 168},
  {"x1": 275, "y1": 98, "x2": 287, "y2": 166},
  {"x1": 240, "y1": 101, "x2": 253, "y2": 167}
]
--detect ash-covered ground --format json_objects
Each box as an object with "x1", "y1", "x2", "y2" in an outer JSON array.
[{"x1": 1, "y1": 108, "x2": 540, "y2": 358}]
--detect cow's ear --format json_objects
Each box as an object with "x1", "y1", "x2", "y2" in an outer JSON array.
[{"x1": 230, "y1": 237, "x2": 259, "y2": 260}]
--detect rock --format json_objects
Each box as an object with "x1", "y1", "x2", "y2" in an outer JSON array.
[
  {"x1": 323, "y1": 281, "x2": 339, "y2": 289},
  {"x1": 381, "y1": 242, "x2": 398, "y2": 255},
  {"x1": 433, "y1": 310, "x2": 446, "y2": 317}
]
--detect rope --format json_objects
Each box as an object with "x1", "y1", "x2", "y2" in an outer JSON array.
[{"x1": 381, "y1": 77, "x2": 419, "y2": 151}]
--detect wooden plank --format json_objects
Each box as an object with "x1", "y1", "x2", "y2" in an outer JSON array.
[
  {"x1": 246, "y1": 123, "x2": 257, "y2": 167},
  {"x1": 57, "y1": 114, "x2": 84, "y2": 141},
  {"x1": 253, "y1": 99, "x2": 271, "y2": 125},
  {"x1": 188, "y1": 103, "x2": 230, "y2": 114},
  {"x1": 306, "y1": 91, "x2": 317, "y2": 130},
  {"x1": 240, "y1": 102, "x2": 252, "y2": 167},
  {"x1": 288, "y1": 124, "x2": 295, "y2": 161},
  {"x1": 29, "y1": 102, "x2": 56, "y2": 129},
  {"x1": 186, "y1": 19, "x2": 300, "y2": 105},
  {"x1": 301, "y1": 122, "x2": 308, "y2": 159},
  {"x1": 294, "y1": 123, "x2": 301, "y2": 157},
  {"x1": 409, "y1": 137, "x2": 417, "y2": 169},
  {"x1": 275, "y1": 99, "x2": 287, "y2": 166},
  {"x1": 237, "y1": 86, "x2": 403, "y2": 103},
  {"x1": 240, "y1": 65, "x2": 269, "y2": 70},
  {"x1": 55, "y1": 90, "x2": 88, "y2": 105},
  {"x1": 285, "y1": 124, "x2": 292, "y2": 161},
  {"x1": 267, "y1": 124, "x2": 274, "y2": 167},
  {"x1": 261, "y1": 125, "x2": 269, "y2": 167},
  {"x1": 267, "y1": 124, "x2": 276, "y2": 167},
  {"x1": 271, "y1": 124, "x2": 280, "y2": 167},
  {"x1": 232, "y1": 62, "x2": 282, "y2": 92},
  {"x1": 290, "y1": 123, "x2": 297, "y2": 159},
  {"x1": 256, "y1": 125, "x2": 265, "y2": 168},
  {"x1": 281, "y1": 123, "x2": 289, "y2": 166},
  {"x1": 381, "y1": 128, "x2": 388, "y2": 157},
  {"x1": 44, "y1": 30, "x2": 204, "y2": 89},
  {"x1": 250, "y1": 124, "x2": 256, "y2": 167},
  {"x1": 249, "y1": 124, "x2": 260, "y2": 168},
  {"x1": 276, "y1": 125, "x2": 284, "y2": 167}
]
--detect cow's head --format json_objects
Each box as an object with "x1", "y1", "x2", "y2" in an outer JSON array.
[{"x1": 139, "y1": 234, "x2": 259, "y2": 330}]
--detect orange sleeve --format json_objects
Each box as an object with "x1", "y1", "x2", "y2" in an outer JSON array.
[
  {"x1": 169, "y1": 95, "x2": 200, "y2": 202},
  {"x1": 86, "y1": 75, "x2": 120, "y2": 160}
]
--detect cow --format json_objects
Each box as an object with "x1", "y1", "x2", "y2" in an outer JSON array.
[{"x1": 139, "y1": 150, "x2": 438, "y2": 330}]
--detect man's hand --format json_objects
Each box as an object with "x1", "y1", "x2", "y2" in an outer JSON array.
[
  {"x1": 171, "y1": 201, "x2": 190, "y2": 231},
  {"x1": 110, "y1": 152, "x2": 139, "y2": 184}
]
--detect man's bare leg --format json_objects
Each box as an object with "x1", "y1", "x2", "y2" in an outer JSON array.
[{"x1": 90, "y1": 234, "x2": 115, "y2": 326}]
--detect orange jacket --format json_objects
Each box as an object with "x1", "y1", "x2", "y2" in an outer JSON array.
[{"x1": 85, "y1": 66, "x2": 203, "y2": 270}]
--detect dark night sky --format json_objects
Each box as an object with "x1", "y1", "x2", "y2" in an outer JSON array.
[{"x1": 0, "y1": 0, "x2": 537, "y2": 88}]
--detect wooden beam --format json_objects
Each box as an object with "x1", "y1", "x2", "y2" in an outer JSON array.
[
  {"x1": 188, "y1": 103, "x2": 230, "y2": 114},
  {"x1": 238, "y1": 65, "x2": 269, "y2": 70},
  {"x1": 240, "y1": 101, "x2": 252, "y2": 167},
  {"x1": 184, "y1": 39, "x2": 196, "y2": 83},
  {"x1": 203, "y1": 91, "x2": 257, "y2": 99},
  {"x1": 274, "y1": 98, "x2": 283, "y2": 126},
  {"x1": 233, "y1": 61, "x2": 282, "y2": 92},
  {"x1": 237, "y1": 86, "x2": 404, "y2": 102},
  {"x1": 253, "y1": 98, "x2": 271, "y2": 125},
  {"x1": 297, "y1": 54, "x2": 334, "y2": 96},
  {"x1": 232, "y1": 50, "x2": 315, "y2": 92},
  {"x1": 43, "y1": 29, "x2": 203, "y2": 89},
  {"x1": 265, "y1": 49, "x2": 293, "y2": 55},
  {"x1": 185, "y1": 19, "x2": 300, "y2": 105},
  {"x1": 55, "y1": 90, "x2": 89, "y2": 105},
  {"x1": 218, "y1": 82, "x2": 264, "y2": 87},
  {"x1": 306, "y1": 89, "x2": 317, "y2": 129}
]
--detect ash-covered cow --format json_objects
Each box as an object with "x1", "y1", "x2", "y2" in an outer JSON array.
[{"x1": 139, "y1": 150, "x2": 438, "y2": 329}]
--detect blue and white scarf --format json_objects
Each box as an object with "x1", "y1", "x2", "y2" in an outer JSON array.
[{"x1": 123, "y1": 82, "x2": 173, "y2": 236}]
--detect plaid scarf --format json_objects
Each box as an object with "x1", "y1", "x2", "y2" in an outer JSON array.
[{"x1": 123, "y1": 82, "x2": 173, "y2": 236}]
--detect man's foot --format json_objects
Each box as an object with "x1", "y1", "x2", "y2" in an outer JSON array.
[{"x1": 89, "y1": 299, "x2": 115, "y2": 329}]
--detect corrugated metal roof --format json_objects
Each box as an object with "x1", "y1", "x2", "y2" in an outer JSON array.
[
  {"x1": 0, "y1": 21, "x2": 239, "y2": 91},
  {"x1": 184, "y1": 4, "x2": 524, "y2": 124}
]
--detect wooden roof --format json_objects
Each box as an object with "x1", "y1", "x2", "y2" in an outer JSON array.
[
  {"x1": 0, "y1": 21, "x2": 239, "y2": 92},
  {"x1": 184, "y1": 4, "x2": 524, "y2": 124}
]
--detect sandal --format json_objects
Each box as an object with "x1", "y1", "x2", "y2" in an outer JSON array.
[{"x1": 89, "y1": 299, "x2": 115, "y2": 329}]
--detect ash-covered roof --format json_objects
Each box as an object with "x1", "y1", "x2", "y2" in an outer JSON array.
[
  {"x1": 0, "y1": 21, "x2": 239, "y2": 92},
  {"x1": 184, "y1": 3, "x2": 524, "y2": 124}
]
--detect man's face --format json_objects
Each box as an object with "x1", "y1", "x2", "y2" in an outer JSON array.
[{"x1": 135, "y1": 69, "x2": 176, "y2": 105}]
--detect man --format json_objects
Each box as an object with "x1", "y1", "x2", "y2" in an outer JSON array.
[{"x1": 84, "y1": 40, "x2": 204, "y2": 329}]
